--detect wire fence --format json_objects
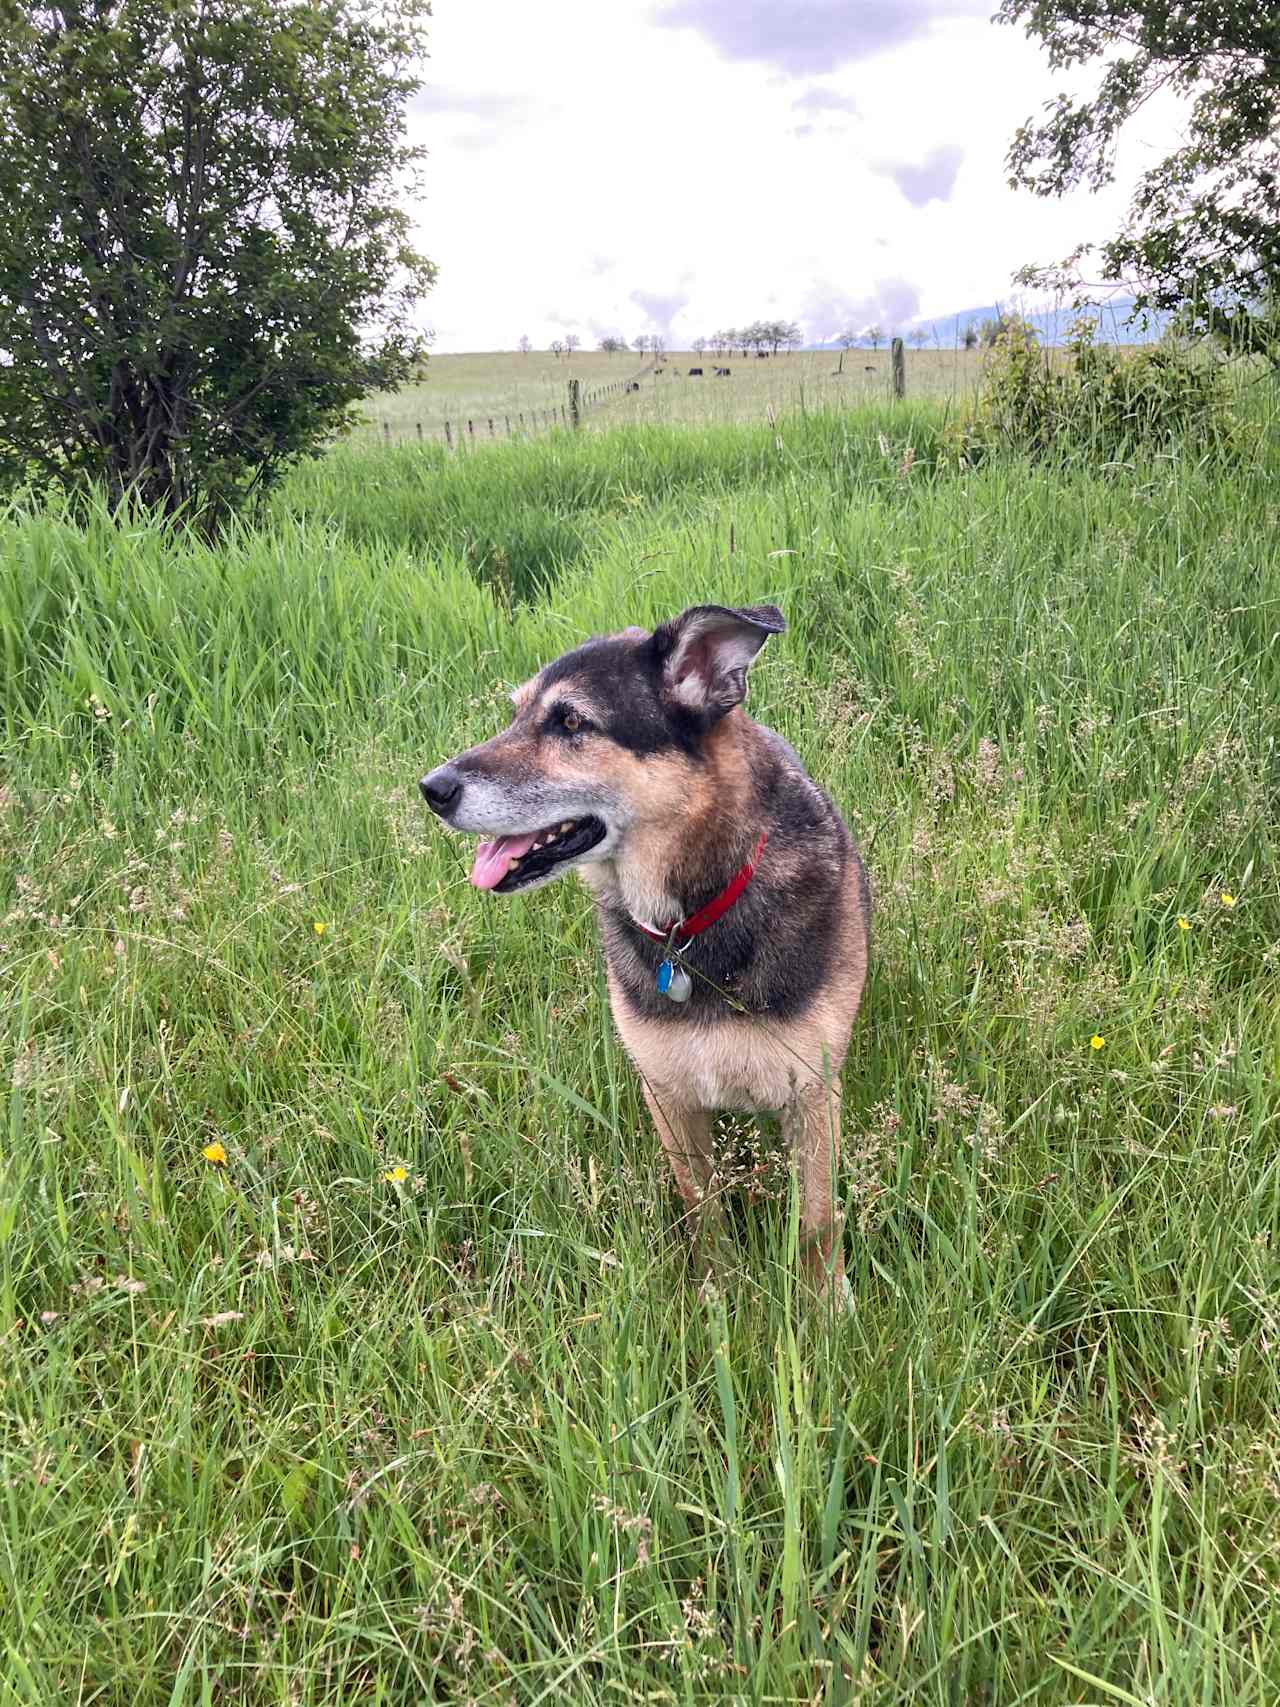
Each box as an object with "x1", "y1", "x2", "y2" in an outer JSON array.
[
  {"x1": 367, "y1": 342, "x2": 912, "y2": 450},
  {"x1": 371, "y1": 362, "x2": 658, "y2": 450}
]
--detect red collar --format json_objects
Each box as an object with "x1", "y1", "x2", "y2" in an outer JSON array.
[{"x1": 630, "y1": 833, "x2": 768, "y2": 945}]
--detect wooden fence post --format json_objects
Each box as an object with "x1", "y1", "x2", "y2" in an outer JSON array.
[
  {"x1": 568, "y1": 379, "x2": 581, "y2": 428},
  {"x1": 415, "y1": 421, "x2": 423, "y2": 442},
  {"x1": 891, "y1": 338, "x2": 905, "y2": 400},
  {"x1": 382, "y1": 421, "x2": 391, "y2": 444},
  {"x1": 467, "y1": 419, "x2": 475, "y2": 441},
  {"x1": 444, "y1": 421, "x2": 454, "y2": 453}
]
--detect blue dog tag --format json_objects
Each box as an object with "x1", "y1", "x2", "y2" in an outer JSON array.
[{"x1": 656, "y1": 959, "x2": 692, "y2": 1003}]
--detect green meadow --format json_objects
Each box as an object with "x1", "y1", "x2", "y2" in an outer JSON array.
[
  {"x1": 1, "y1": 397, "x2": 1278, "y2": 1703},
  {"x1": 353, "y1": 347, "x2": 984, "y2": 446}
]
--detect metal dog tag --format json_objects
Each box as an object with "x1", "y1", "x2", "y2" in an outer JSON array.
[{"x1": 656, "y1": 959, "x2": 693, "y2": 1003}]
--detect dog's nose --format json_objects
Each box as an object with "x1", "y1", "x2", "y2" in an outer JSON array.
[{"x1": 420, "y1": 767, "x2": 462, "y2": 814}]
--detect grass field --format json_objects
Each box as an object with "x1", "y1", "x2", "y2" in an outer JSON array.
[
  {"x1": 1, "y1": 393, "x2": 1278, "y2": 1703},
  {"x1": 355, "y1": 348, "x2": 986, "y2": 446}
]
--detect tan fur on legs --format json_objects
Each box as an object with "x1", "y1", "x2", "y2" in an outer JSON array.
[
  {"x1": 640, "y1": 1085, "x2": 729, "y2": 1272},
  {"x1": 641, "y1": 1083, "x2": 714, "y2": 1210},
  {"x1": 783, "y1": 1078, "x2": 844, "y2": 1298}
]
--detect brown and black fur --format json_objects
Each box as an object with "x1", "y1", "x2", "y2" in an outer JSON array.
[{"x1": 420, "y1": 604, "x2": 871, "y2": 1297}]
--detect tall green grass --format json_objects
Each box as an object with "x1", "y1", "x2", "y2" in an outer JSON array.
[{"x1": 0, "y1": 403, "x2": 1277, "y2": 1703}]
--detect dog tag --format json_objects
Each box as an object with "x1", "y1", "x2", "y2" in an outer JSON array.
[{"x1": 656, "y1": 959, "x2": 693, "y2": 1003}]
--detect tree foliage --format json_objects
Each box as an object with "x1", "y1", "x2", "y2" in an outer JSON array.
[
  {"x1": 721, "y1": 319, "x2": 802, "y2": 355},
  {"x1": 0, "y1": 0, "x2": 435, "y2": 525},
  {"x1": 949, "y1": 314, "x2": 1240, "y2": 465},
  {"x1": 1000, "y1": 1, "x2": 1280, "y2": 358},
  {"x1": 979, "y1": 311, "x2": 1022, "y2": 347}
]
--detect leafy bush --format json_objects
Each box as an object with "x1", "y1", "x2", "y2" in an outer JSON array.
[{"x1": 947, "y1": 317, "x2": 1239, "y2": 466}]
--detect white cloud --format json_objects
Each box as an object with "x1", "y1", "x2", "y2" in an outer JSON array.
[
  {"x1": 655, "y1": 0, "x2": 987, "y2": 75},
  {"x1": 876, "y1": 145, "x2": 966, "y2": 209},
  {"x1": 792, "y1": 86, "x2": 859, "y2": 118},
  {"x1": 408, "y1": 0, "x2": 1184, "y2": 350}
]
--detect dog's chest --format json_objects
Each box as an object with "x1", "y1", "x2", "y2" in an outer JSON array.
[{"x1": 604, "y1": 980, "x2": 820, "y2": 1112}]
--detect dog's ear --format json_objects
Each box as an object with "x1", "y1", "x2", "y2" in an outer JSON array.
[{"x1": 654, "y1": 603, "x2": 785, "y2": 720}]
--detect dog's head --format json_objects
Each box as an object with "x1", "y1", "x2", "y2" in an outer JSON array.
[{"x1": 420, "y1": 603, "x2": 784, "y2": 894}]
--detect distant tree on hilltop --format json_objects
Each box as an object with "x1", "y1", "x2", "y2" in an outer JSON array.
[{"x1": 832, "y1": 328, "x2": 860, "y2": 374}]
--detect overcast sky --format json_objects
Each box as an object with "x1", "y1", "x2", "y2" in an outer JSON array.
[{"x1": 409, "y1": 0, "x2": 1178, "y2": 351}]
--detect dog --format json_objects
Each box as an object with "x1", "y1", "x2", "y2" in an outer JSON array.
[{"x1": 420, "y1": 604, "x2": 871, "y2": 1296}]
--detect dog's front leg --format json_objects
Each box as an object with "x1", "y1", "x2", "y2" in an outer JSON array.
[
  {"x1": 640, "y1": 1086, "x2": 726, "y2": 1271},
  {"x1": 784, "y1": 1078, "x2": 845, "y2": 1300}
]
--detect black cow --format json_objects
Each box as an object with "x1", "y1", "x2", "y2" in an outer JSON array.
[
  {"x1": 626, "y1": 381, "x2": 641, "y2": 392},
  {"x1": 713, "y1": 366, "x2": 731, "y2": 378},
  {"x1": 688, "y1": 367, "x2": 703, "y2": 377}
]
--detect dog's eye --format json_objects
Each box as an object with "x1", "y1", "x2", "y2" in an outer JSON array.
[{"x1": 546, "y1": 703, "x2": 592, "y2": 736}]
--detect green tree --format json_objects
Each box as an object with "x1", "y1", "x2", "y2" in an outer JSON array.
[
  {"x1": 0, "y1": 0, "x2": 435, "y2": 526},
  {"x1": 1000, "y1": 1, "x2": 1280, "y2": 359},
  {"x1": 832, "y1": 327, "x2": 859, "y2": 373}
]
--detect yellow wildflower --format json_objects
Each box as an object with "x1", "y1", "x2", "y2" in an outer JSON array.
[
  {"x1": 1090, "y1": 1035, "x2": 1106, "y2": 1051},
  {"x1": 1176, "y1": 916, "x2": 1190, "y2": 931},
  {"x1": 383, "y1": 1165, "x2": 408, "y2": 1183},
  {"x1": 202, "y1": 1141, "x2": 228, "y2": 1166},
  {"x1": 1220, "y1": 893, "x2": 1236, "y2": 909},
  {"x1": 313, "y1": 921, "x2": 327, "y2": 936}
]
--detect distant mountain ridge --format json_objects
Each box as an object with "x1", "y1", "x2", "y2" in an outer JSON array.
[{"x1": 810, "y1": 296, "x2": 1174, "y2": 351}]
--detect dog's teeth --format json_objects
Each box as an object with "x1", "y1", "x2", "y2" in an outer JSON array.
[
  {"x1": 545, "y1": 830, "x2": 558, "y2": 841},
  {"x1": 561, "y1": 821, "x2": 574, "y2": 832},
  {"x1": 507, "y1": 857, "x2": 521, "y2": 871},
  {"x1": 532, "y1": 839, "x2": 545, "y2": 850}
]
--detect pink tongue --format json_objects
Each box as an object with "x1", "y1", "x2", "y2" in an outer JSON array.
[{"x1": 470, "y1": 831, "x2": 542, "y2": 890}]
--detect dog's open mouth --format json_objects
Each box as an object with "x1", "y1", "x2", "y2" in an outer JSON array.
[{"x1": 470, "y1": 816, "x2": 608, "y2": 893}]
